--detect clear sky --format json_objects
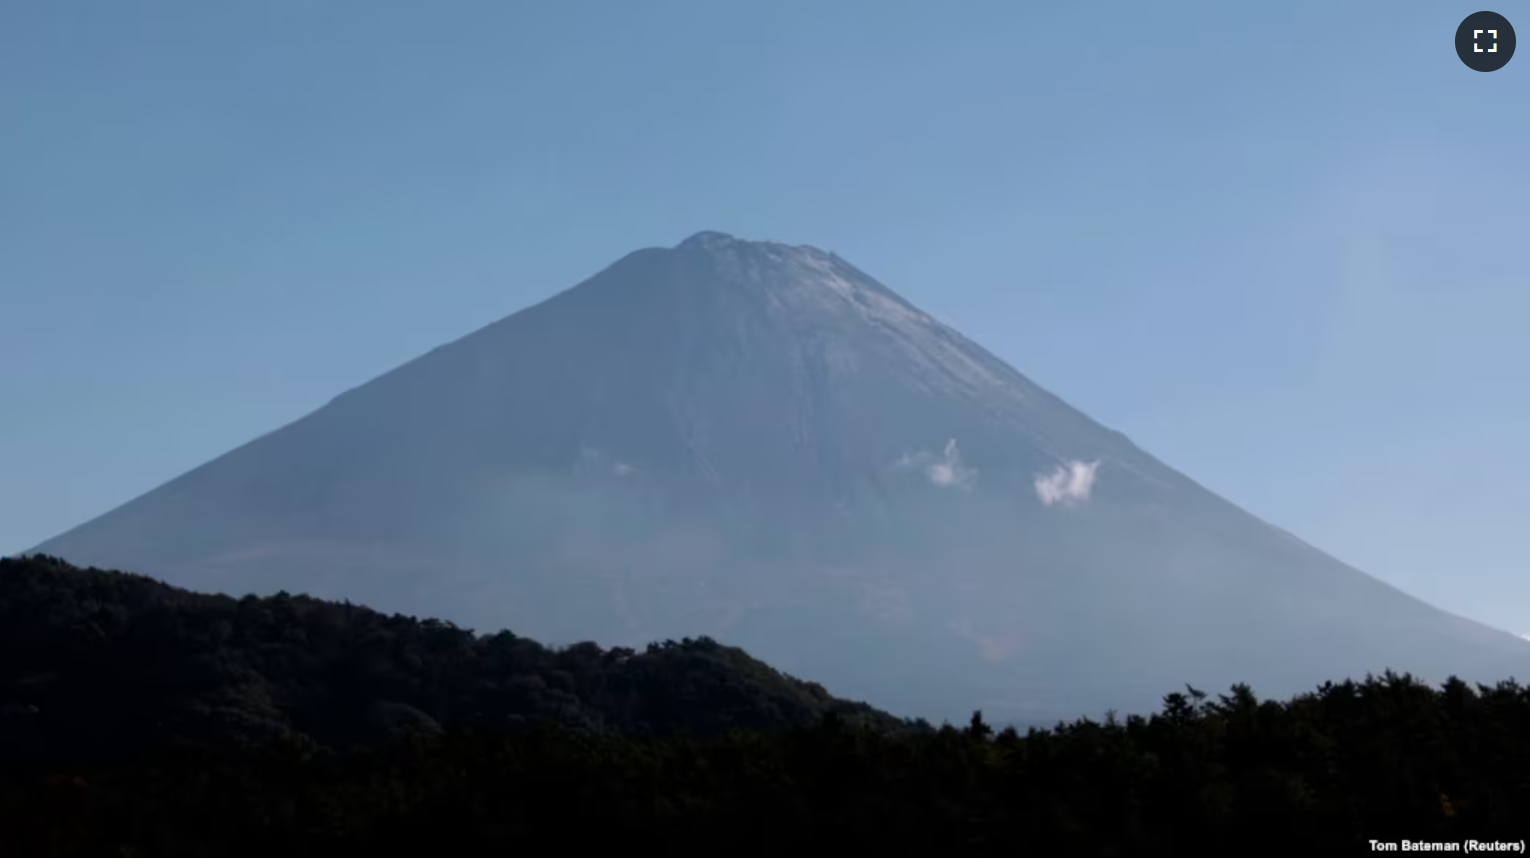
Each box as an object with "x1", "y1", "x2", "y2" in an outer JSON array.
[{"x1": 2, "y1": 1, "x2": 1526, "y2": 634}]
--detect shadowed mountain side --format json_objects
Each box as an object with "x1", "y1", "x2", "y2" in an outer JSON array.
[{"x1": 34, "y1": 232, "x2": 1530, "y2": 724}]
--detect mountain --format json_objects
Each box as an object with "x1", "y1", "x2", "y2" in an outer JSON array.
[{"x1": 31, "y1": 231, "x2": 1530, "y2": 724}]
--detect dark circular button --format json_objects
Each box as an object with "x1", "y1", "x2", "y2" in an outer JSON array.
[{"x1": 1456, "y1": 11, "x2": 1516, "y2": 72}]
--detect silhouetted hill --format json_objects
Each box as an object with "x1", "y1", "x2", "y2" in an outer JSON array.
[
  {"x1": 0, "y1": 554, "x2": 911, "y2": 771},
  {"x1": 7, "y1": 558, "x2": 1530, "y2": 854}
]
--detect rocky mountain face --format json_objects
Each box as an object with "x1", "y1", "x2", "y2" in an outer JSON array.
[{"x1": 33, "y1": 231, "x2": 1530, "y2": 724}]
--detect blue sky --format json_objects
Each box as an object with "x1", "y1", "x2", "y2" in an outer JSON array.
[{"x1": 2, "y1": 1, "x2": 1527, "y2": 634}]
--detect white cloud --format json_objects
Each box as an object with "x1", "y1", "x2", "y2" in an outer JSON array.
[
  {"x1": 895, "y1": 439, "x2": 977, "y2": 491},
  {"x1": 612, "y1": 462, "x2": 636, "y2": 477},
  {"x1": 1034, "y1": 459, "x2": 1100, "y2": 507}
]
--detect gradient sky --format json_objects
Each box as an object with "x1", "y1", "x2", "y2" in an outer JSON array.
[{"x1": 2, "y1": 1, "x2": 1526, "y2": 634}]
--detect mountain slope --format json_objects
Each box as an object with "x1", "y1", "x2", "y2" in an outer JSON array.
[{"x1": 33, "y1": 231, "x2": 1530, "y2": 723}]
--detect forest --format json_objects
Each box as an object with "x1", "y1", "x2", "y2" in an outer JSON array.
[{"x1": 3, "y1": 555, "x2": 1529, "y2": 855}]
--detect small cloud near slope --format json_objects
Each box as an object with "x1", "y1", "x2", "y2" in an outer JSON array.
[{"x1": 1034, "y1": 460, "x2": 1100, "y2": 506}]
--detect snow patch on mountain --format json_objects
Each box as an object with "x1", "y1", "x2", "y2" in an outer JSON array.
[{"x1": 677, "y1": 233, "x2": 1018, "y2": 402}]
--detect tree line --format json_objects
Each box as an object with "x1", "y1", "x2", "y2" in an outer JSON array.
[{"x1": 3, "y1": 555, "x2": 1528, "y2": 855}]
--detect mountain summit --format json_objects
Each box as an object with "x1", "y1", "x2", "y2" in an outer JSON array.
[{"x1": 33, "y1": 232, "x2": 1529, "y2": 723}]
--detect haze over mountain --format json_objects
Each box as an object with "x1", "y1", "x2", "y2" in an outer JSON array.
[{"x1": 32, "y1": 232, "x2": 1530, "y2": 724}]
